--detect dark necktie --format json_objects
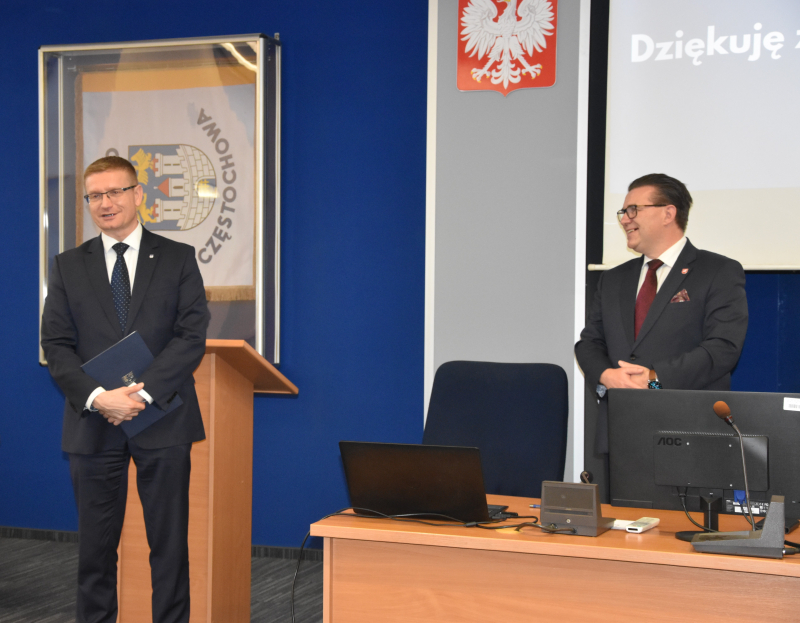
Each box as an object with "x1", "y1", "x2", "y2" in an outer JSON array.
[
  {"x1": 634, "y1": 259, "x2": 663, "y2": 339},
  {"x1": 111, "y1": 242, "x2": 132, "y2": 332}
]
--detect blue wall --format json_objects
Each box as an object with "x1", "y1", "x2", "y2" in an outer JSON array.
[
  {"x1": 0, "y1": 1, "x2": 427, "y2": 547},
  {"x1": 731, "y1": 273, "x2": 800, "y2": 394},
  {"x1": 1, "y1": 1, "x2": 797, "y2": 549}
]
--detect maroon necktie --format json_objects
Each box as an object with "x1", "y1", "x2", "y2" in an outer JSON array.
[{"x1": 634, "y1": 259, "x2": 663, "y2": 339}]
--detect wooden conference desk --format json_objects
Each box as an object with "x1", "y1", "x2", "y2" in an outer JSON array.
[{"x1": 310, "y1": 494, "x2": 800, "y2": 622}]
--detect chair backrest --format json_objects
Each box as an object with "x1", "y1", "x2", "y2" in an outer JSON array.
[{"x1": 422, "y1": 361, "x2": 568, "y2": 498}]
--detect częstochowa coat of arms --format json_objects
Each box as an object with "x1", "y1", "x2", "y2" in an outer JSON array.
[
  {"x1": 457, "y1": 0, "x2": 557, "y2": 96},
  {"x1": 130, "y1": 144, "x2": 217, "y2": 232}
]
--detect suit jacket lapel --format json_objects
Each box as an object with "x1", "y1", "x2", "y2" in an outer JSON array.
[
  {"x1": 619, "y1": 257, "x2": 642, "y2": 349},
  {"x1": 85, "y1": 236, "x2": 124, "y2": 339},
  {"x1": 633, "y1": 240, "x2": 697, "y2": 348},
  {"x1": 126, "y1": 228, "x2": 159, "y2": 333}
]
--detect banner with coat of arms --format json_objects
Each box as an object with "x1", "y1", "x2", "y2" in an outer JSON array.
[
  {"x1": 40, "y1": 36, "x2": 282, "y2": 363},
  {"x1": 457, "y1": 0, "x2": 558, "y2": 96},
  {"x1": 79, "y1": 65, "x2": 255, "y2": 300}
]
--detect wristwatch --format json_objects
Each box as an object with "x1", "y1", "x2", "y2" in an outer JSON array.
[{"x1": 648, "y1": 369, "x2": 662, "y2": 390}]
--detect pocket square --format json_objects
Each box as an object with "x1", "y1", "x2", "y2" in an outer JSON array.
[{"x1": 670, "y1": 289, "x2": 690, "y2": 303}]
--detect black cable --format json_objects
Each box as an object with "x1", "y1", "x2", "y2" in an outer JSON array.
[
  {"x1": 511, "y1": 521, "x2": 577, "y2": 535},
  {"x1": 472, "y1": 516, "x2": 576, "y2": 534},
  {"x1": 338, "y1": 508, "x2": 575, "y2": 534},
  {"x1": 678, "y1": 488, "x2": 718, "y2": 533},
  {"x1": 676, "y1": 487, "x2": 768, "y2": 535},
  {"x1": 290, "y1": 507, "x2": 353, "y2": 623},
  {"x1": 342, "y1": 507, "x2": 509, "y2": 527},
  {"x1": 290, "y1": 531, "x2": 310, "y2": 623}
]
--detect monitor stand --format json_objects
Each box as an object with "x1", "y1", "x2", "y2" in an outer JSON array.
[{"x1": 675, "y1": 493, "x2": 720, "y2": 542}]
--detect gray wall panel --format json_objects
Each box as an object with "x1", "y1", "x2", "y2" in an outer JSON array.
[{"x1": 431, "y1": 0, "x2": 583, "y2": 479}]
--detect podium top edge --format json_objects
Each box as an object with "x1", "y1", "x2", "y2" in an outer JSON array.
[{"x1": 204, "y1": 339, "x2": 298, "y2": 394}]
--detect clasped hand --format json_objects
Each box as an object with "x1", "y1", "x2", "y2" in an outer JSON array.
[
  {"x1": 599, "y1": 361, "x2": 650, "y2": 390},
  {"x1": 92, "y1": 383, "x2": 146, "y2": 425}
]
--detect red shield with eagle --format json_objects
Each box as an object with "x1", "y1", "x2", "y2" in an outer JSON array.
[{"x1": 457, "y1": 0, "x2": 558, "y2": 96}]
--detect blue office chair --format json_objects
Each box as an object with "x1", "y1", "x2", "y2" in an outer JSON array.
[{"x1": 422, "y1": 361, "x2": 568, "y2": 498}]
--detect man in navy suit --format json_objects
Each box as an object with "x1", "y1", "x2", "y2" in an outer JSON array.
[
  {"x1": 575, "y1": 173, "x2": 748, "y2": 453},
  {"x1": 41, "y1": 156, "x2": 209, "y2": 623}
]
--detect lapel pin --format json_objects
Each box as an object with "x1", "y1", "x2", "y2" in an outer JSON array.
[
  {"x1": 149, "y1": 254, "x2": 154, "y2": 259},
  {"x1": 681, "y1": 268, "x2": 689, "y2": 274}
]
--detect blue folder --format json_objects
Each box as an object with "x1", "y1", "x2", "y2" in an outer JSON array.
[{"x1": 80, "y1": 331, "x2": 182, "y2": 438}]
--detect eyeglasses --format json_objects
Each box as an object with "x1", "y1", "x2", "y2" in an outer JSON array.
[
  {"x1": 616, "y1": 204, "x2": 667, "y2": 221},
  {"x1": 84, "y1": 185, "x2": 137, "y2": 205}
]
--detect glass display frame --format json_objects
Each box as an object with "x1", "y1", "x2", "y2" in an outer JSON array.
[{"x1": 39, "y1": 34, "x2": 281, "y2": 364}]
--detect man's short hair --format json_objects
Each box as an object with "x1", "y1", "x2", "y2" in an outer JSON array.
[
  {"x1": 628, "y1": 173, "x2": 692, "y2": 232},
  {"x1": 84, "y1": 156, "x2": 137, "y2": 184}
]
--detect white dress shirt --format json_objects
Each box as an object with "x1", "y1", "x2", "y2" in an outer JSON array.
[
  {"x1": 100, "y1": 223, "x2": 143, "y2": 290},
  {"x1": 86, "y1": 223, "x2": 153, "y2": 410},
  {"x1": 636, "y1": 236, "x2": 688, "y2": 296}
]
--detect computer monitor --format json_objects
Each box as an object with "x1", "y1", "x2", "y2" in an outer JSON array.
[{"x1": 607, "y1": 389, "x2": 800, "y2": 531}]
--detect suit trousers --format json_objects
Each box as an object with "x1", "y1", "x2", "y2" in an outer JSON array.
[{"x1": 69, "y1": 438, "x2": 192, "y2": 623}]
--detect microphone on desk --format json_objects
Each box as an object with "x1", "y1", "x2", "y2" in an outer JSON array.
[
  {"x1": 712, "y1": 401, "x2": 755, "y2": 531},
  {"x1": 692, "y1": 399, "x2": 787, "y2": 557},
  {"x1": 713, "y1": 401, "x2": 734, "y2": 426}
]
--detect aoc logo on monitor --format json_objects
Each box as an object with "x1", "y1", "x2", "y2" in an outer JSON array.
[{"x1": 657, "y1": 437, "x2": 682, "y2": 447}]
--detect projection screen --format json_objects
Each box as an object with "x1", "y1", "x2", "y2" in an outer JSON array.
[{"x1": 598, "y1": 0, "x2": 800, "y2": 270}]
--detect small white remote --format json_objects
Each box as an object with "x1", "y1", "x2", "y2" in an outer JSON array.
[{"x1": 626, "y1": 517, "x2": 660, "y2": 533}]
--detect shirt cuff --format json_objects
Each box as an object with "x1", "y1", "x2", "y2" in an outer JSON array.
[
  {"x1": 85, "y1": 387, "x2": 106, "y2": 412},
  {"x1": 135, "y1": 388, "x2": 154, "y2": 404}
]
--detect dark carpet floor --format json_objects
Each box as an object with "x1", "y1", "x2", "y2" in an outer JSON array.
[{"x1": 0, "y1": 537, "x2": 322, "y2": 622}]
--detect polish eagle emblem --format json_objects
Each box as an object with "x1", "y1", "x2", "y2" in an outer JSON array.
[{"x1": 458, "y1": 0, "x2": 557, "y2": 95}]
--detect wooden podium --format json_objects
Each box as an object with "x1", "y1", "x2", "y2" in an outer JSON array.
[{"x1": 117, "y1": 340, "x2": 298, "y2": 622}]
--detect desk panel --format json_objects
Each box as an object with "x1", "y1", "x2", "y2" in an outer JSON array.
[
  {"x1": 312, "y1": 495, "x2": 800, "y2": 622},
  {"x1": 325, "y1": 537, "x2": 797, "y2": 622}
]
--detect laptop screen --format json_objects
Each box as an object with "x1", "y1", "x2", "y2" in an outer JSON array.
[{"x1": 339, "y1": 441, "x2": 492, "y2": 522}]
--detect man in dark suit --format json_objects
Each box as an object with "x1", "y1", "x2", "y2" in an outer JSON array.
[
  {"x1": 41, "y1": 156, "x2": 209, "y2": 623},
  {"x1": 576, "y1": 173, "x2": 748, "y2": 454}
]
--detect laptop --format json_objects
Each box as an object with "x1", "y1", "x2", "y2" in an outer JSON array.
[{"x1": 339, "y1": 441, "x2": 507, "y2": 523}]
